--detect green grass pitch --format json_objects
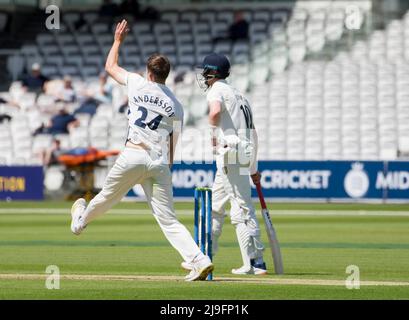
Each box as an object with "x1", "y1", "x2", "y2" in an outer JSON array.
[{"x1": 0, "y1": 201, "x2": 409, "y2": 299}]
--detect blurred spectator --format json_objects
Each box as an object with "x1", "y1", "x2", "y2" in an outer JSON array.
[
  {"x1": 0, "y1": 114, "x2": 12, "y2": 124},
  {"x1": 34, "y1": 108, "x2": 79, "y2": 135},
  {"x1": 119, "y1": 0, "x2": 141, "y2": 18},
  {"x1": 229, "y1": 11, "x2": 249, "y2": 41},
  {"x1": 214, "y1": 11, "x2": 249, "y2": 44},
  {"x1": 95, "y1": 72, "x2": 113, "y2": 104},
  {"x1": 74, "y1": 98, "x2": 99, "y2": 116},
  {"x1": 99, "y1": 0, "x2": 119, "y2": 18},
  {"x1": 42, "y1": 139, "x2": 65, "y2": 166},
  {"x1": 55, "y1": 76, "x2": 76, "y2": 103},
  {"x1": 21, "y1": 63, "x2": 49, "y2": 93},
  {"x1": 72, "y1": 72, "x2": 112, "y2": 116}
]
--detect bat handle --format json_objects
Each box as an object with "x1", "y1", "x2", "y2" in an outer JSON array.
[{"x1": 255, "y1": 182, "x2": 267, "y2": 210}]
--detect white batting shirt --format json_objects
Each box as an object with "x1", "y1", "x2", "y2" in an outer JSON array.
[{"x1": 206, "y1": 79, "x2": 258, "y2": 173}]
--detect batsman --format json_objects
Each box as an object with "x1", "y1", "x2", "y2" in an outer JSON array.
[{"x1": 186, "y1": 53, "x2": 267, "y2": 275}]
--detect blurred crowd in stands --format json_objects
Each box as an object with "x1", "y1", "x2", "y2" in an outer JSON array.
[
  {"x1": 0, "y1": 61, "x2": 125, "y2": 139},
  {"x1": 0, "y1": 59, "x2": 132, "y2": 166},
  {"x1": 0, "y1": 2, "x2": 256, "y2": 168}
]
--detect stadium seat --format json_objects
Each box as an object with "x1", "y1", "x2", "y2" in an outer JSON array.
[
  {"x1": 161, "y1": 10, "x2": 179, "y2": 24},
  {"x1": 6, "y1": 55, "x2": 25, "y2": 81}
]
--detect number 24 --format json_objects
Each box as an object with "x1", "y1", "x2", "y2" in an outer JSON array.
[{"x1": 133, "y1": 106, "x2": 163, "y2": 130}]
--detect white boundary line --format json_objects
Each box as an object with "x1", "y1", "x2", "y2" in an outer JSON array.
[
  {"x1": 0, "y1": 273, "x2": 407, "y2": 286},
  {"x1": 0, "y1": 208, "x2": 409, "y2": 216}
]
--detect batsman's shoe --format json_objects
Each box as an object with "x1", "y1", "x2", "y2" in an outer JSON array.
[
  {"x1": 251, "y1": 259, "x2": 268, "y2": 275},
  {"x1": 185, "y1": 256, "x2": 214, "y2": 281},
  {"x1": 181, "y1": 261, "x2": 193, "y2": 271},
  {"x1": 231, "y1": 265, "x2": 254, "y2": 275},
  {"x1": 253, "y1": 265, "x2": 268, "y2": 275},
  {"x1": 70, "y1": 198, "x2": 86, "y2": 235}
]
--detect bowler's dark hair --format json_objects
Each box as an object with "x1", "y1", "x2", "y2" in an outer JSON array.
[{"x1": 147, "y1": 54, "x2": 171, "y2": 82}]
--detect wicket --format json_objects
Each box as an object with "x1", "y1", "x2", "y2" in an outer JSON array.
[{"x1": 194, "y1": 187, "x2": 213, "y2": 280}]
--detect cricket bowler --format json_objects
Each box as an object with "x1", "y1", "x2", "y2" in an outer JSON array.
[{"x1": 69, "y1": 20, "x2": 213, "y2": 282}]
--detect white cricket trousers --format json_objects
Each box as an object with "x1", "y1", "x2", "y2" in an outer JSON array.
[
  {"x1": 79, "y1": 147, "x2": 204, "y2": 263},
  {"x1": 212, "y1": 159, "x2": 264, "y2": 265}
]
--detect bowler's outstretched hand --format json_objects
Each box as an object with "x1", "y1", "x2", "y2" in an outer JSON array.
[{"x1": 114, "y1": 19, "x2": 130, "y2": 43}]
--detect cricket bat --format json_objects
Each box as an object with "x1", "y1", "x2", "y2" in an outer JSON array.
[{"x1": 255, "y1": 182, "x2": 284, "y2": 275}]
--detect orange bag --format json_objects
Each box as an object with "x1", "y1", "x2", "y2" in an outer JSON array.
[{"x1": 58, "y1": 148, "x2": 120, "y2": 166}]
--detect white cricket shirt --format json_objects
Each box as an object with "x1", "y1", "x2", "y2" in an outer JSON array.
[
  {"x1": 206, "y1": 79, "x2": 255, "y2": 140},
  {"x1": 206, "y1": 79, "x2": 258, "y2": 173},
  {"x1": 125, "y1": 72, "x2": 184, "y2": 157}
]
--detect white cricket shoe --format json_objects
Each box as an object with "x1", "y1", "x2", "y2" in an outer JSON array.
[
  {"x1": 70, "y1": 198, "x2": 86, "y2": 235},
  {"x1": 232, "y1": 265, "x2": 268, "y2": 275},
  {"x1": 184, "y1": 256, "x2": 214, "y2": 281},
  {"x1": 253, "y1": 266, "x2": 268, "y2": 275},
  {"x1": 181, "y1": 261, "x2": 193, "y2": 271},
  {"x1": 231, "y1": 265, "x2": 254, "y2": 275}
]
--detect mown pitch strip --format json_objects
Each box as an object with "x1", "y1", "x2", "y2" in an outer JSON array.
[{"x1": 1, "y1": 273, "x2": 409, "y2": 286}]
